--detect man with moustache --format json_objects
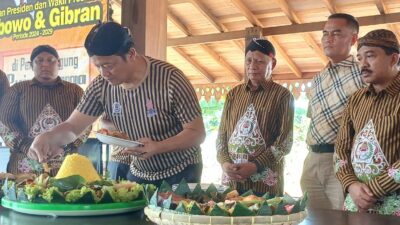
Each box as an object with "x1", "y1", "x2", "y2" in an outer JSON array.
[
  {"x1": 301, "y1": 13, "x2": 365, "y2": 209},
  {"x1": 335, "y1": 29, "x2": 400, "y2": 215}
]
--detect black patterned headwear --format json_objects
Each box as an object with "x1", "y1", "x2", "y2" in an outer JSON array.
[
  {"x1": 30, "y1": 45, "x2": 59, "y2": 61},
  {"x1": 245, "y1": 38, "x2": 276, "y2": 58},
  {"x1": 84, "y1": 21, "x2": 133, "y2": 57},
  {"x1": 358, "y1": 29, "x2": 399, "y2": 53}
]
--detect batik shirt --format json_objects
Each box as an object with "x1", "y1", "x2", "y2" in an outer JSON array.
[
  {"x1": 0, "y1": 70, "x2": 10, "y2": 106},
  {"x1": 217, "y1": 80, "x2": 294, "y2": 195},
  {"x1": 0, "y1": 77, "x2": 89, "y2": 175},
  {"x1": 335, "y1": 74, "x2": 400, "y2": 199}
]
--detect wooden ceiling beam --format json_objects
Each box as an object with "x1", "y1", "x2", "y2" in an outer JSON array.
[
  {"x1": 373, "y1": 1, "x2": 400, "y2": 40},
  {"x1": 167, "y1": 12, "x2": 400, "y2": 46},
  {"x1": 321, "y1": 0, "x2": 338, "y2": 14},
  {"x1": 231, "y1": 1, "x2": 302, "y2": 78},
  {"x1": 232, "y1": 40, "x2": 245, "y2": 53},
  {"x1": 168, "y1": 0, "x2": 189, "y2": 5},
  {"x1": 188, "y1": 0, "x2": 227, "y2": 32},
  {"x1": 273, "y1": 0, "x2": 328, "y2": 65},
  {"x1": 168, "y1": 0, "x2": 244, "y2": 83},
  {"x1": 171, "y1": 47, "x2": 215, "y2": 83},
  {"x1": 230, "y1": 0, "x2": 263, "y2": 27},
  {"x1": 168, "y1": 11, "x2": 217, "y2": 82},
  {"x1": 268, "y1": 37, "x2": 302, "y2": 78},
  {"x1": 302, "y1": 34, "x2": 329, "y2": 65},
  {"x1": 388, "y1": 24, "x2": 400, "y2": 40},
  {"x1": 374, "y1": 0, "x2": 388, "y2": 15},
  {"x1": 200, "y1": 44, "x2": 243, "y2": 81},
  {"x1": 167, "y1": 12, "x2": 192, "y2": 36},
  {"x1": 273, "y1": 0, "x2": 301, "y2": 24}
]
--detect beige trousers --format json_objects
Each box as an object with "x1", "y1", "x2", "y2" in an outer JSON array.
[{"x1": 300, "y1": 151, "x2": 344, "y2": 210}]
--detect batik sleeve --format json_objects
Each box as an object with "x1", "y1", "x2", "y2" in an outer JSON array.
[
  {"x1": 334, "y1": 97, "x2": 359, "y2": 192},
  {"x1": 0, "y1": 86, "x2": 32, "y2": 154},
  {"x1": 253, "y1": 92, "x2": 294, "y2": 172},
  {"x1": 216, "y1": 91, "x2": 233, "y2": 165}
]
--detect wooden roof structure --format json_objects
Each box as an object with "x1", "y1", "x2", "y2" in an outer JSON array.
[{"x1": 109, "y1": 0, "x2": 400, "y2": 88}]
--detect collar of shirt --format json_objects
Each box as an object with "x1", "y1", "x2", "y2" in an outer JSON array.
[
  {"x1": 30, "y1": 77, "x2": 64, "y2": 88},
  {"x1": 245, "y1": 79, "x2": 273, "y2": 92},
  {"x1": 366, "y1": 72, "x2": 400, "y2": 97},
  {"x1": 326, "y1": 55, "x2": 357, "y2": 70}
]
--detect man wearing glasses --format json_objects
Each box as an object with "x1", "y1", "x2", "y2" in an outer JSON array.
[
  {"x1": 28, "y1": 22, "x2": 205, "y2": 186},
  {"x1": 0, "y1": 45, "x2": 89, "y2": 175}
]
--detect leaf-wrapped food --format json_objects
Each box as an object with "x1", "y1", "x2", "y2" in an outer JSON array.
[
  {"x1": 50, "y1": 175, "x2": 86, "y2": 192},
  {"x1": 209, "y1": 204, "x2": 229, "y2": 216},
  {"x1": 231, "y1": 202, "x2": 255, "y2": 216},
  {"x1": 42, "y1": 186, "x2": 65, "y2": 203}
]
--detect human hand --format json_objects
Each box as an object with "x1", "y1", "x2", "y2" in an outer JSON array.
[
  {"x1": 231, "y1": 162, "x2": 257, "y2": 180},
  {"x1": 348, "y1": 182, "x2": 377, "y2": 211},
  {"x1": 222, "y1": 162, "x2": 241, "y2": 181},
  {"x1": 28, "y1": 132, "x2": 64, "y2": 163},
  {"x1": 122, "y1": 138, "x2": 159, "y2": 159}
]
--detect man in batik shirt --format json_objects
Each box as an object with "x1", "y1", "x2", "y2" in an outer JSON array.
[
  {"x1": 335, "y1": 29, "x2": 400, "y2": 216},
  {"x1": 217, "y1": 38, "x2": 294, "y2": 196},
  {"x1": 0, "y1": 45, "x2": 89, "y2": 175},
  {"x1": 0, "y1": 70, "x2": 10, "y2": 106}
]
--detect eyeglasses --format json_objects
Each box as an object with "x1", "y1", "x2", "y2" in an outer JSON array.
[{"x1": 32, "y1": 57, "x2": 59, "y2": 66}]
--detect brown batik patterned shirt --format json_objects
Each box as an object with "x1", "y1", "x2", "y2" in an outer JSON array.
[
  {"x1": 217, "y1": 79, "x2": 294, "y2": 195},
  {"x1": 0, "y1": 77, "x2": 89, "y2": 175},
  {"x1": 335, "y1": 73, "x2": 400, "y2": 198}
]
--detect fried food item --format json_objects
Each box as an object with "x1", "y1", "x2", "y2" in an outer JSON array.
[
  {"x1": 98, "y1": 128, "x2": 129, "y2": 140},
  {"x1": 225, "y1": 190, "x2": 240, "y2": 200},
  {"x1": 242, "y1": 194, "x2": 265, "y2": 202}
]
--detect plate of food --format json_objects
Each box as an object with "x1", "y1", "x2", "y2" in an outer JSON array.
[
  {"x1": 145, "y1": 180, "x2": 308, "y2": 225},
  {"x1": 95, "y1": 129, "x2": 143, "y2": 148},
  {"x1": 1, "y1": 154, "x2": 150, "y2": 217},
  {"x1": 1, "y1": 198, "x2": 147, "y2": 216}
]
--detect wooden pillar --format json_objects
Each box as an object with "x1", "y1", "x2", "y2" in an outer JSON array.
[
  {"x1": 121, "y1": 0, "x2": 167, "y2": 60},
  {"x1": 244, "y1": 27, "x2": 263, "y2": 50}
]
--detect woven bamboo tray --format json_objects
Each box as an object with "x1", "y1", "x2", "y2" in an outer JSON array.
[{"x1": 144, "y1": 206, "x2": 307, "y2": 225}]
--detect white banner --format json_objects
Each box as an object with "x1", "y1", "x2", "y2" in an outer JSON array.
[{"x1": 3, "y1": 47, "x2": 90, "y2": 89}]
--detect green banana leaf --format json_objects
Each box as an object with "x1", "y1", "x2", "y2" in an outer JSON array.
[
  {"x1": 231, "y1": 202, "x2": 255, "y2": 216},
  {"x1": 174, "y1": 179, "x2": 191, "y2": 196},
  {"x1": 257, "y1": 202, "x2": 272, "y2": 216},
  {"x1": 209, "y1": 204, "x2": 229, "y2": 216},
  {"x1": 49, "y1": 175, "x2": 86, "y2": 192}
]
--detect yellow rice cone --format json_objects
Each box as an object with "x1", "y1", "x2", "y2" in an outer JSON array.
[{"x1": 55, "y1": 153, "x2": 101, "y2": 183}]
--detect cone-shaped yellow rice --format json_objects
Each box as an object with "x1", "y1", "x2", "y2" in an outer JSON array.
[{"x1": 55, "y1": 154, "x2": 101, "y2": 183}]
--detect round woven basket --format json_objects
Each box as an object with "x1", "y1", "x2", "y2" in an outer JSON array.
[{"x1": 144, "y1": 206, "x2": 307, "y2": 225}]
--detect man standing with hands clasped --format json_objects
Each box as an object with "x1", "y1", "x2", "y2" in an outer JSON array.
[{"x1": 335, "y1": 29, "x2": 400, "y2": 215}]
